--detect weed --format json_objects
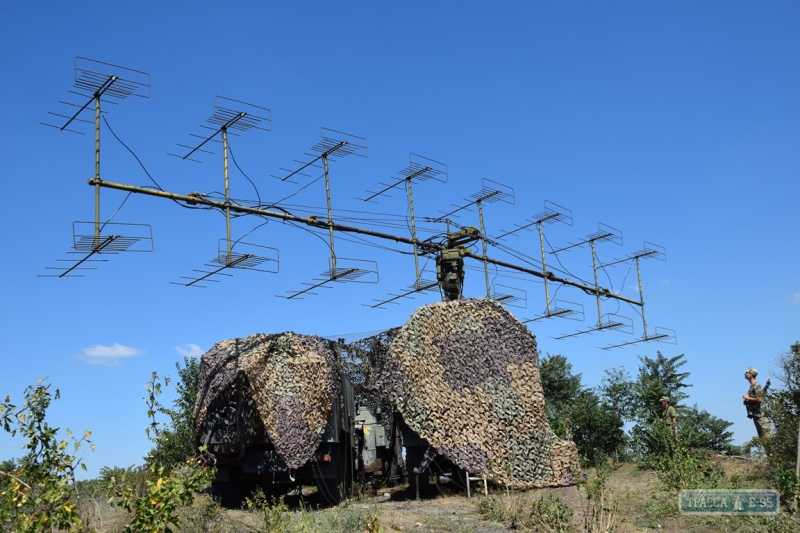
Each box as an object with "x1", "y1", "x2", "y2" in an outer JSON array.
[
  {"x1": 773, "y1": 468, "x2": 800, "y2": 512},
  {"x1": 0, "y1": 380, "x2": 95, "y2": 532},
  {"x1": 579, "y1": 464, "x2": 621, "y2": 533},
  {"x1": 477, "y1": 490, "x2": 574, "y2": 532},
  {"x1": 245, "y1": 490, "x2": 291, "y2": 533}
]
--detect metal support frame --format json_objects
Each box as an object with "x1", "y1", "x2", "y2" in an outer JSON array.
[
  {"x1": 323, "y1": 153, "x2": 337, "y2": 273},
  {"x1": 87, "y1": 177, "x2": 650, "y2": 309}
]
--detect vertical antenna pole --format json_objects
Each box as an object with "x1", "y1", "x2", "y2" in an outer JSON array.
[
  {"x1": 405, "y1": 179, "x2": 421, "y2": 287},
  {"x1": 591, "y1": 240, "x2": 602, "y2": 326},
  {"x1": 323, "y1": 154, "x2": 336, "y2": 273},
  {"x1": 538, "y1": 222, "x2": 551, "y2": 315},
  {"x1": 222, "y1": 127, "x2": 232, "y2": 263},
  {"x1": 636, "y1": 256, "x2": 648, "y2": 337},
  {"x1": 93, "y1": 94, "x2": 101, "y2": 249},
  {"x1": 477, "y1": 200, "x2": 491, "y2": 298}
]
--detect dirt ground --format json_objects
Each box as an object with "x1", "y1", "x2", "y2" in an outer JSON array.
[
  {"x1": 336, "y1": 456, "x2": 787, "y2": 533},
  {"x1": 153, "y1": 456, "x2": 794, "y2": 533}
]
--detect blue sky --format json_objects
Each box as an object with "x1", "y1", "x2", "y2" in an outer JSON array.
[{"x1": 1, "y1": 2, "x2": 798, "y2": 478}]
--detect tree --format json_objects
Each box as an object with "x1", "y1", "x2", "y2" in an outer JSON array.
[
  {"x1": 678, "y1": 405, "x2": 738, "y2": 454},
  {"x1": 150, "y1": 356, "x2": 200, "y2": 468},
  {"x1": 763, "y1": 342, "x2": 800, "y2": 471},
  {"x1": 540, "y1": 355, "x2": 583, "y2": 406},
  {"x1": 631, "y1": 352, "x2": 691, "y2": 420},
  {"x1": 600, "y1": 352, "x2": 737, "y2": 459},
  {"x1": 0, "y1": 380, "x2": 94, "y2": 532},
  {"x1": 540, "y1": 354, "x2": 626, "y2": 465},
  {"x1": 603, "y1": 352, "x2": 691, "y2": 458},
  {"x1": 107, "y1": 372, "x2": 214, "y2": 533}
]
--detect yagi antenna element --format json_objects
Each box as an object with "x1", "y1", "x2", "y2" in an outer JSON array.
[
  {"x1": 170, "y1": 96, "x2": 276, "y2": 286},
  {"x1": 274, "y1": 129, "x2": 377, "y2": 299},
  {"x1": 361, "y1": 154, "x2": 448, "y2": 308},
  {"x1": 41, "y1": 58, "x2": 153, "y2": 278}
]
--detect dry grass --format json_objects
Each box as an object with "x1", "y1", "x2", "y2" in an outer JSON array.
[{"x1": 73, "y1": 457, "x2": 800, "y2": 533}]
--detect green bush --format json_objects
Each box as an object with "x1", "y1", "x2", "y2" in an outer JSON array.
[
  {"x1": 0, "y1": 380, "x2": 95, "y2": 533},
  {"x1": 106, "y1": 372, "x2": 215, "y2": 533},
  {"x1": 477, "y1": 491, "x2": 574, "y2": 532},
  {"x1": 245, "y1": 491, "x2": 291, "y2": 533}
]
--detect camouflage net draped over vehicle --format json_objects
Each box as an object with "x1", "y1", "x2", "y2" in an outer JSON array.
[
  {"x1": 336, "y1": 328, "x2": 400, "y2": 439},
  {"x1": 376, "y1": 298, "x2": 581, "y2": 488},
  {"x1": 193, "y1": 333, "x2": 340, "y2": 469}
]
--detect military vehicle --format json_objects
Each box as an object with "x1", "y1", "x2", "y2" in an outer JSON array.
[{"x1": 194, "y1": 333, "x2": 404, "y2": 507}]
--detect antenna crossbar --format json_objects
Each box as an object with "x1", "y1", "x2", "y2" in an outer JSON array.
[
  {"x1": 366, "y1": 280, "x2": 439, "y2": 309},
  {"x1": 361, "y1": 166, "x2": 432, "y2": 203},
  {"x1": 602, "y1": 327, "x2": 677, "y2": 350},
  {"x1": 278, "y1": 141, "x2": 346, "y2": 182},
  {"x1": 87, "y1": 178, "x2": 650, "y2": 309},
  {"x1": 173, "y1": 254, "x2": 253, "y2": 288},
  {"x1": 46, "y1": 235, "x2": 118, "y2": 278},
  {"x1": 554, "y1": 320, "x2": 626, "y2": 340}
]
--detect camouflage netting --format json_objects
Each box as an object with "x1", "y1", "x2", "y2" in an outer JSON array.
[
  {"x1": 336, "y1": 328, "x2": 400, "y2": 439},
  {"x1": 193, "y1": 333, "x2": 341, "y2": 469},
  {"x1": 376, "y1": 298, "x2": 581, "y2": 488}
]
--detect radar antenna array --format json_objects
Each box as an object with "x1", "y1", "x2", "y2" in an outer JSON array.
[
  {"x1": 599, "y1": 242, "x2": 675, "y2": 349},
  {"x1": 169, "y1": 96, "x2": 278, "y2": 287},
  {"x1": 39, "y1": 58, "x2": 677, "y2": 350},
  {"x1": 40, "y1": 58, "x2": 153, "y2": 277},
  {"x1": 497, "y1": 200, "x2": 576, "y2": 321},
  {"x1": 550, "y1": 223, "x2": 633, "y2": 339},
  {"x1": 273, "y1": 129, "x2": 378, "y2": 299},
  {"x1": 430, "y1": 178, "x2": 516, "y2": 301},
  {"x1": 361, "y1": 154, "x2": 447, "y2": 309}
]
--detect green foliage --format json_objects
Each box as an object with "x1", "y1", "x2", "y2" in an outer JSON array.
[
  {"x1": 541, "y1": 355, "x2": 583, "y2": 406},
  {"x1": 0, "y1": 380, "x2": 95, "y2": 532},
  {"x1": 541, "y1": 355, "x2": 626, "y2": 465},
  {"x1": 631, "y1": 352, "x2": 692, "y2": 419},
  {"x1": 637, "y1": 422, "x2": 725, "y2": 495},
  {"x1": 763, "y1": 342, "x2": 800, "y2": 471},
  {"x1": 579, "y1": 464, "x2": 621, "y2": 533},
  {"x1": 772, "y1": 468, "x2": 799, "y2": 512},
  {"x1": 107, "y1": 372, "x2": 215, "y2": 533},
  {"x1": 677, "y1": 404, "x2": 739, "y2": 454},
  {"x1": 477, "y1": 491, "x2": 574, "y2": 532},
  {"x1": 245, "y1": 490, "x2": 291, "y2": 533},
  {"x1": 603, "y1": 352, "x2": 738, "y2": 459},
  {"x1": 108, "y1": 457, "x2": 214, "y2": 533},
  {"x1": 152, "y1": 357, "x2": 200, "y2": 469}
]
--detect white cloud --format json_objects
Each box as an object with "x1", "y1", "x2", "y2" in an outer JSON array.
[
  {"x1": 791, "y1": 291, "x2": 800, "y2": 304},
  {"x1": 175, "y1": 344, "x2": 204, "y2": 358},
  {"x1": 76, "y1": 343, "x2": 143, "y2": 366}
]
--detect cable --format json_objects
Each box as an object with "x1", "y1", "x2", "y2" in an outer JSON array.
[
  {"x1": 98, "y1": 191, "x2": 133, "y2": 233},
  {"x1": 227, "y1": 141, "x2": 262, "y2": 208},
  {"x1": 273, "y1": 173, "x2": 325, "y2": 206},
  {"x1": 230, "y1": 220, "x2": 269, "y2": 250},
  {"x1": 102, "y1": 115, "x2": 164, "y2": 191},
  {"x1": 102, "y1": 116, "x2": 210, "y2": 214},
  {"x1": 610, "y1": 260, "x2": 634, "y2": 315},
  {"x1": 542, "y1": 232, "x2": 594, "y2": 286}
]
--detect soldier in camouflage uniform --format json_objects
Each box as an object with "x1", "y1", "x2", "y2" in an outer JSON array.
[
  {"x1": 743, "y1": 367, "x2": 771, "y2": 438},
  {"x1": 659, "y1": 396, "x2": 677, "y2": 438}
]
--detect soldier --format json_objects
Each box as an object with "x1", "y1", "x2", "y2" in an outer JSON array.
[
  {"x1": 743, "y1": 367, "x2": 772, "y2": 438},
  {"x1": 659, "y1": 396, "x2": 677, "y2": 438}
]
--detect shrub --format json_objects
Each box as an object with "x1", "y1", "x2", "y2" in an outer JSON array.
[{"x1": 0, "y1": 380, "x2": 94, "y2": 532}]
